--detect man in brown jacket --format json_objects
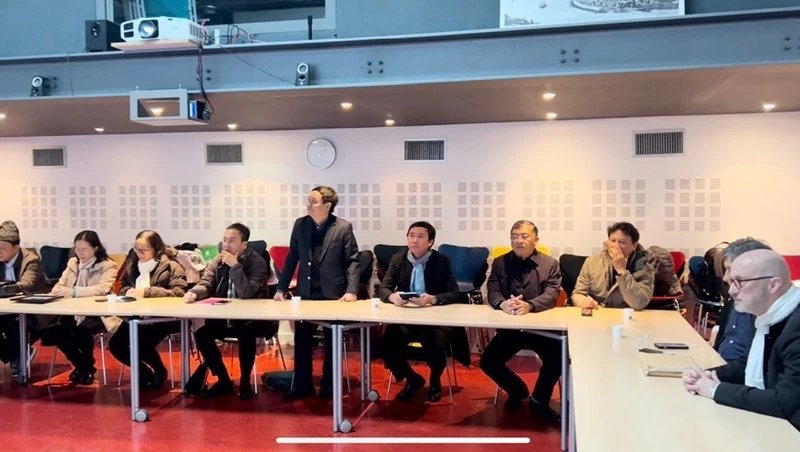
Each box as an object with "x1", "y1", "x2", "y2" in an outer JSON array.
[
  {"x1": 572, "y1": 222, "x2": 655, "y2": 310},
  {"x1": 0, "y1": 220, "x2": 47, "y2": 380}
]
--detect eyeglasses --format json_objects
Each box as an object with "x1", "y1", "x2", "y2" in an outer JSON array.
[
  {"x1": 133, "y1": 247, "x2": 153, "y2": 255},
  {"x1": 74, "y1": 247, "x2": 93, "y2": 254},
  {"x1": 729, "y1": 276, "x2": 776, "y2": 290},
  {"x1": 510, "y1": 234, "x2": 537, "y2": 241}
]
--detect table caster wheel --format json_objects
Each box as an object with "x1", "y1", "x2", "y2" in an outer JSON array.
[
  {"x1": 134, "y1": 409, "x2": 149, "y2": 422},
  {"x1": 367, "y1": 390, "x2": 379, "y2": 402},
  {"x1": 339, "y1": 419, "x2": 353, "y2": 433}
]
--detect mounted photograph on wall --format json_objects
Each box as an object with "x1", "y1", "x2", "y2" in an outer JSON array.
[{"x1": 500, "y1": 0, "x2": 685, "y2": 28}]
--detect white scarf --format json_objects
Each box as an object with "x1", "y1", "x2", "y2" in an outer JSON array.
[
  {"x1": 745, "y1": 285, "x2": 800, "y2": 389},
  {"x1": 76, "y1": 257, "x2": 96, "y2": 287},
  {"x1": 135, "y1": 259, "x2": 158, "y2": 289}
]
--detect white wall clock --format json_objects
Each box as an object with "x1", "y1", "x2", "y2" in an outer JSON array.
[{"x1": 306, "y1": 138, "x2": 336, "y2": 169}]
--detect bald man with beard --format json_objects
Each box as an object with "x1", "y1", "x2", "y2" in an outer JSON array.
[{"x1": 682, "y1": 250, "x2": 800, "y2": 430}]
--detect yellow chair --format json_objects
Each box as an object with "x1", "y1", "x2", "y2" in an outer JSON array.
[
  {"x1": 108, "y1": 253, "x2": 127, "y2": 268},
  {"x1": 490, "y1": 245, "x2": 549, "y2": 259}
]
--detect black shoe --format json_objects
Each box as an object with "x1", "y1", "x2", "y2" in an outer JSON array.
[
  {"x1": 68, "y1": 368, "x2": 81, "y2": 382},
  {"x1": 185, "y1": 365, "x2": 208, "y2": 395},
  {"x1": 199, "y1": 379, "x2": 235, "y2": 398},
  {"x1": 319, "y1": 387, "x2": 333, "y2": 400},
  {"x1": 504, "y1": 397, "x2": 524, "y2": 411},
  {"x1": 239, "y1": 381, "x2": 254, "y2": 400},
  {"x1": 145, "y1": 368, "x2": 167, "y2": 390},
  {"x1": 427, "y1": 385, "x2": 443, "y2": 403},
  {"x1": 283, "y1": 386, "x2": 316, "y2": 401},
  {"x1": 395, "y1": 373, "x2": 425, "y2": 401},
  {"x1": 77, "y1": 368, "x2": 97, "y2": 386},
  {"x1": 529, "y1": 398, "x2": 561, "y2": 422},
  {"x1": 137, "y1": 367, "x2": 155, "y2": 389}
]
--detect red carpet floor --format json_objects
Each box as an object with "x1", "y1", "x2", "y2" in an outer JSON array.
[{"x1": 0, "y1": 343, "x2": 560, "y2": 452}]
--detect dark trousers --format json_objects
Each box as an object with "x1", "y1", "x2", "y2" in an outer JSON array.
[
  {"x1": 480, "y1": 329, "x2": 563, "y2": 404},
  {"x1": 378, "y1": 324, "x2": 452, "y2": 385},
  {"x1": 292, "y1": 320, "x2": 333, "y2": 390},
  {"x1": 40, "y1": 316, "x2": 105, "y2": 371},
  {"x1": 0, "y1": 314, "x2": 37, "y2": 364},
  {"x1": 194, "y1": 319, "x2": 279, "y2": 381},
  {"x1": 109, "y1": 320, "x2": 181, "y2": 376}
]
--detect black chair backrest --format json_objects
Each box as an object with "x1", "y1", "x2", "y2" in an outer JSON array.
[
  {"x1": 357, "y1": 250, "x2": 374, "y2": 299},
  {"x1": 559, "y1": 254, "x2": 588, "y2": 299},
  {"x1": 373, "y1": 244, "x2": 407, "y2": 280},
  {"x1": 40, "y1": 246, "x2": 73, "y2": 280}
]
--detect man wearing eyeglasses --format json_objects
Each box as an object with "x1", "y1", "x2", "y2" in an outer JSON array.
[
  {"x1": 571, "y1": 221, "x2": 654, "y2": 310},
  {"x1": 714, "y1": 238, "x2": 772, "y2": 362},
  {"x1": 480, "y1": 220, "x2": 563, "y2": 422},
  {"x1": 683, "y1": 249, "x2": 800, "y2": 430},
  {"x1": 274, "y1": 186, "x2": 360, "y2": 401}
]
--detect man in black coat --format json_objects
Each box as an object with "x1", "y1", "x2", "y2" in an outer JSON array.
[
  {"x1": 275, "y1": 186, "x2": 360, "y2": 400},
  {"x1": 480, "y1": 220, "x2": 563, "y2": 422},
  {"x1": 376, "y1": 221, "x2": 460, "y2": 403},
  {"x1": 683, "y1": 250, "x2": 800, "y2": 431}
]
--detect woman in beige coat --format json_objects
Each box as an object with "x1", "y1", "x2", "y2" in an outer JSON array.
[{"x1": 47, "y1": 230, "x2": 118, "y2": 385}]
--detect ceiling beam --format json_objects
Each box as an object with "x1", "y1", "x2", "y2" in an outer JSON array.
[{"x1": 1, "y1": 10, "x2": 800, "y2": 102}]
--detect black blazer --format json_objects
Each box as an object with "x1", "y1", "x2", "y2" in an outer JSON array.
[
  {"x1": 377, "y1": 250, "x2": 459, "y2": 304},
  {"x1": 277, "y1": 215, "x2": 360, "y2": 299},
  {"x1": 487, "y1": 251, "x2": 562, "y2": 312},
  {"x1": 712, "y1": 302, "x2": 800, "y2": 430}
]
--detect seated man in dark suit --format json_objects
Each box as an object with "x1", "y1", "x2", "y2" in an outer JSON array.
[
  {"x1": 274, "y1": 186, "x2": 360, "y2": 400},
  {"x1": 480, "y1": 220, "x2": 563, "y2": 421},
  {"x1": 376, "y1": 221, "x2": 460, "y2": 402},
  {"x1": 683, "y1": 250, "x2": 800, "y2": 430},
  {"x1": 184, "y1": 223, "x2": 278, "y2": 400},
  {"x1": 714, "y1": 238, "x2": 772, "y2": 362}
]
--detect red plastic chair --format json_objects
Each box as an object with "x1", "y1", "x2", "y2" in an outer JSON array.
[
  {"x1": 268, "y1": 245, "x2": 297, "y2": 290},
  {"x1": 670, "y1": 250, "x2": 687, "y2": 284},
  {"x1": 783, "y1": 255, "x2": 800, "y2": 281}
]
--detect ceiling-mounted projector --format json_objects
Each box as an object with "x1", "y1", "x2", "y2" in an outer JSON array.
[{"x1": 114, "y1": 17, "x2": 203, "y2": 51}]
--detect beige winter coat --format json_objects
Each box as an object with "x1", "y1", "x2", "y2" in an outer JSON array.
[{"x1": 571, "y1": 245, "x2": 655, "y2": 310}]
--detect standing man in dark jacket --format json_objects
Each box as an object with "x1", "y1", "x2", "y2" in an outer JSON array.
[
  {"x1": 275, "y1": 186, "x2": 360, "y2": 400},
  {"x1": 185, "y1": 223, "x2": 278, "y2": 400},
  {"x1": 683, "y1": 250, "x2": 800, "y2": 430},
  {"x1": 0, "y1": 220, "x2": 47, "y2": 382},
  {"x1": 377, "y1": 221, "x2": 460, "y2": 403},
  {"x1": 480, "y1": 220, "x2": 563, "y2": 421}
]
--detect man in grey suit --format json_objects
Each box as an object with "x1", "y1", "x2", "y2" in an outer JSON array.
[{"x1": 275, "y1": 186, "x2": 360, "y2": 400}]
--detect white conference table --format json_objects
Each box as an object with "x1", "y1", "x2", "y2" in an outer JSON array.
[
  {"x1": 567, "y1": 307, "x2": 799, "y2": 451},
  {"x1": 2, "y1": 297, "x2": 796, "y2": 450}
]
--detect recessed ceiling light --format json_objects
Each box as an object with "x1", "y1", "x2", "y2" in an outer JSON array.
[
  {"x1": 340, "y1": 102, "x2": 353, "y2": 110},
  {"x1": 227, "y1": 123, "x2": 238, "y2": 130},
  {"x1": 0, "y1": 113, "x2": 6, "y2": 120},
  {"x1": 546, "y1": 112, "x2": 558, "y2": 120},
  {"x1": 762, "y1": 103, "x2": 776, "y2": 112},
  {"x1": 150, "y1": 107, "x2": 164, "y2": 116},
  {"x1": 385, "y1": 118, "x2": 396, "y2": 126},
  {"x1": 94, "y1": 127, "x2": 104, "y2": 133},
  {"x1": 542, "y1": 92, "x2": 556, "y2": 101}
]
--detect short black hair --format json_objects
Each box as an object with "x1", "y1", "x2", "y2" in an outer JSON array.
[
  {"x1": 724, "y1": 237, "x2": 772, "y2": 262},
  {"x1": 226, "y1": 223, "x2": 251, "y2": 242},
  {"x1": 510, "y1": 220, "x2": 539, "y2": 237},
  {"x1": 607, "y1": 222, "x2": 640, "y2": 244},
  {"x1": 312, "y1": 186, "x2": 339, "y2": 213},
  {"x1": 407, "y1": 221, "x2": 436, "y2": 242}
]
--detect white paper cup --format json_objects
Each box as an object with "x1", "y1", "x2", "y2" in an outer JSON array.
[
  {"x1": 611, "y1": 324, "x2": 624, "y2": 339},
  {"x1": 291, "y1": 296, "x2": 301, "y2": 308},
  {"x1": 370, "y1": 297, "x2": 380, "y2": 308},
  {"x1": 623, "y1": 308, "x2": 634, "y2": 322},
  {"x1": 107, "y1": 294, "x2": 116, "y2": 304}
]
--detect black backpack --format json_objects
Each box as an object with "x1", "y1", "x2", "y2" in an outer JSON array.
[{"x1": 690, "y1": 242, "x2": 729, "y2": 302}]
